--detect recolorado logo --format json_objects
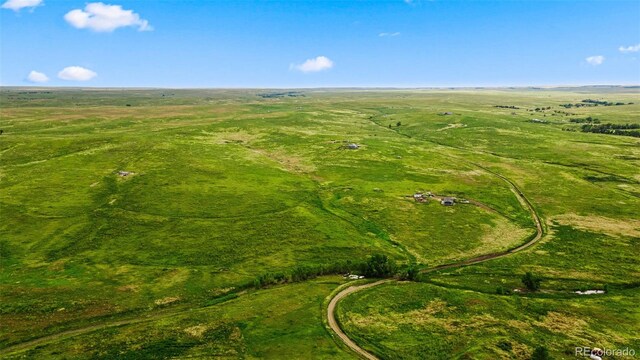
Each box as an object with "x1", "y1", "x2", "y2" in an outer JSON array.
[{"x1": 575, "y1": 346, "x2": 636, "y2": 359}]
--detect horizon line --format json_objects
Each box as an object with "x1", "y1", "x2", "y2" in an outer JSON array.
[{"x1": 2, "y1": 84, "x2": 639, "y2": 91}]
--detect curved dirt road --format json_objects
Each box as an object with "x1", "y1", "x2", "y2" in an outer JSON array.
[
  {"x1": 426, "y1": 165, "x2": 543, "y2": 272},
  {"x1": 327, "y1": 168, "x2": 544, "y2": 359},
  {"x1": 2, "y1": 161, "x2": 542, "y2": 359},
  {"x1": 326, "y1": 280, "x2": 390, "y2": 360}
]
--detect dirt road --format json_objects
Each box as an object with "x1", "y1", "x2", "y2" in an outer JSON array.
[
  {"x1": 326, "y1": 280, "x2": 391, "y2": 360},
  {"x1": 326, "y1": 164, "x2": 544, "y2": 359}
]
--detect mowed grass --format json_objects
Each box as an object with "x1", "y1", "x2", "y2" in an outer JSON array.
[
  {"x1": 1, "y1": 87, "x2": 639, "y2": 358},
  {"x1": 337, "y1": 281, "x2": 639, "y2": 360}
]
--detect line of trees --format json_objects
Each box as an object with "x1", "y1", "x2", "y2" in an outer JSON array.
[
  {"x1": 569, "y1": 116, "x2": 600, "y2": 124},
  {"x1": 581, "y1": 123, "x2": 640, "y2": 137},
  {"x1": 252, "y1": 254, "x2": 421, "y2": 289},
  {"x1": 253, "y1": 260, "x2": 364, "y2": 288},
  {"x1": 581, "y1": 99, "x2": 628, "y2": 106},
  {"x1": 560, "y1": 99, "x2": 631, "y2": 108}
]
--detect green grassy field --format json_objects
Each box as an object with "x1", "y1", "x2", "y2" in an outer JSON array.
[
  {"x1": 2, "y1": 277, "x2": 353, "y2": 359},
  {"x1": 337, "y1": 282, "x2": 639, "y2": 359},
  {"x1": 1, "y1": 87, "x2": 638, "y2": 359}
]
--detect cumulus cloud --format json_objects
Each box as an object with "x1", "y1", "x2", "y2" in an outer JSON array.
[
  {"x1": 290, "y1": 56, "x2": 334, "y2": 73},
  {"x1": 64, "y1": 2, "x2": 152, "y2": 32},
  {"x1": 585, "y1": 55, "x2": 604, "y2": 66},
  {"x1": 1, "y1": 0, "x2": 42, "y2": 11},
  {"x1": 379, "y1": 32, "x2": 400, "y2": 37},
  {"x1": 58, "y1": 66, "x2": 97, "y2": 81},
  {"x1": 27, "y1": 70, "x2": 49, "y2": 83},
  {"x1": 619, "y1": 43, "x2": 640, "y2": 53}
]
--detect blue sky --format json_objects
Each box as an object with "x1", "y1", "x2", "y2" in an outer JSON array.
[{"x1": 1, "y1": 0, "x2": 639, "y2": 87}]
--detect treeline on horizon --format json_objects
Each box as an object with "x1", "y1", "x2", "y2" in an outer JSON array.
[{"x1": 560, "y1": 99, "x2": 632, "y2": 108}]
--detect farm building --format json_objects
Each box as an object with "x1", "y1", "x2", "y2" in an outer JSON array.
[
  {"x1": 413, "y1": 193, "x2": 426, "y2": 202},
  {"x1": 441, "y1": 197, "x2": 455, "y2": 206}
]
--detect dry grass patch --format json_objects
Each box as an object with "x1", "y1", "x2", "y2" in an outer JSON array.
[
  {"x1": 395, "y1": 299, "x2": 455, "y2": 327},
  {"x1": 184, "y1": 324, "x2": 209, "y2": 338},
  {"x1": 535, "y1": 311, "x2": 587, "y2": 336},
  {"x1": 199, "y1": 129, "x2": 262, "y2": 145},
  {"x1": 506, "y1": 319, "x2": 532, "y2": 333},
  {"x1": 450, "y1": 218, "x2": 530, "y2": 260},
  {"x1": 419, "y1": 298, "x2": 450, "y2": 315},
  {"x1": 552, "y1": 213, "x2": 640, "y2": 238},
  {"x1": 436, "y1": 123, "x2": 466, "y2": 131},
  {"x1": 249, "y1": 148, "x2": 317, "y2": 173},
  {"x1": 510, "y1": 342, "x2": 533, "y2": 359},
  {"x1": 210, "y1": 287, "x2": 235, "y2": 296},
  {"x1": 347, "y1": 313, "x2": 399, "y2": 332},
  {"x1": 154, "y1": 296, "x2": 181, "y2": 306},
  {"x1": 229, "y1": 326, "x2": 243, "y2": 341},
  {"x1": 47, "y1": 259, "x2": 67, "y2": 271},
  {"x1": 118, "y1": 284, "x2": 141, "y2": 293}
]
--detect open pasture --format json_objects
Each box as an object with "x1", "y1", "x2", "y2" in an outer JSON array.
[{"x1": 1, "y1": 87, "x2": 638, "y2": 358}]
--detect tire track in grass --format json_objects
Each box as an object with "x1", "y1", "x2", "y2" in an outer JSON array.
[{"x1": 0, "y1": 292, "x2": 243, "y2": 356}]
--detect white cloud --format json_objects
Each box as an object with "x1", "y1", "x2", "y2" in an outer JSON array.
[
  {"x1": 619, "y1": 44, "x2": 640, "y2": 53},
  {"x1": 58, "y1": 66, "x2": 97, "y2": 81},
  {"x1": 585, "y1": 55, "x2": 604, "y2": 66},
  {"x1": 64, "y1": 2, "x2": 152, "y2": 32},
  {"x1": 379, "y1": 32, "x2": 400, "y2": 37},
  {"x1": 290, "y1": 56, "x2": 334, "y2": 73},
  {"x1": 1, "y1": 0, "x2": 42, "y2": 11},
  {"x1": 27, "y1": 70, "x2": 49, "y2": 83}
]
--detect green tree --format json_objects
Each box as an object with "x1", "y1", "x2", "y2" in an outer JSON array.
[
  {"x1": 522, "y1": 272, "x2": 542, "y2": 291},
  {"x1": 364, "y1": 254, "x2": 397, "y2": 278}
]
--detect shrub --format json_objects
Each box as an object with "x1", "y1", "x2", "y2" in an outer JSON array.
[
  {"x1": 522, "y1": 272, "x2": 542, "y2": 291},
  {"x1": 399, "y1": 265, "x2": 420, "y2": 281},
  {"x1": 531, "y1": 346, "x2": 551, "y2": 360},
  {"x1": 496, "y1": 286, "x2": 511, "y2": 295},
  {"x1": 497, "y1": 341, "x2": 512, "y2": 351}
]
